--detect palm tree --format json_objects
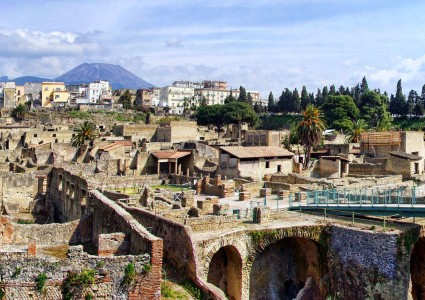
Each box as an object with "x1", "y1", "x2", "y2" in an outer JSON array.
[
  {"x1": 12, "y1": 103, "x2": 28, "y2": 121},
  {"x1": 346, "y1": 119, "x2": 367, "y2": 143},
  {"x1": 71, "y1": 121, "x2": 98, "y2": 147},
  {"x1": 295, "y1": 104, "x2": 326, "y2": 167}
]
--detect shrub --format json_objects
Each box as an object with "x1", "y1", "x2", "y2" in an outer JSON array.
[
  {"x1": 122, "y1": 262, "x2": 136, "y2": 285},
  {"x1": 35, "y1": 273, "x2": 47, "y2": 291}
]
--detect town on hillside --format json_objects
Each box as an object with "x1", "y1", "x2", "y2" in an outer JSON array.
[{"x1": 1, "y1": 76, "x2": 425, "y2": 299}]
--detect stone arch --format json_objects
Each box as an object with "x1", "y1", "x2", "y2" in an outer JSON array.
[
  {"x1": 249, "y1": 235, "x2": 329, "y2": 300},
  {"x1": 207, "y1": 245, "x2": 243, "y2": 300}
]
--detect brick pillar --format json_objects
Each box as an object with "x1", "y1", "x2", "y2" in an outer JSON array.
[
  {"x1": 128, "y1": 239, "x2": 163, "y2": 300},
  {"x1": 28, "y1": 240, "x2": 37, "y2": 256}
]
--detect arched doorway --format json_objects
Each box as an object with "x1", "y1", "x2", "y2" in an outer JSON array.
[
  {"x1": 207, "y1": 245, "x2": 242, "y2": 300},
  {"x1": 249, "y1": 237, "x2": 329, "y2": 300},
  {"x1": 411, "y1": 237, "x2": 425, "y2": 299}
]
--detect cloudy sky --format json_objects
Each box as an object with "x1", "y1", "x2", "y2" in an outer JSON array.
[{"x1": 1, "y1": 0, "x2": 425, "y2": 98}]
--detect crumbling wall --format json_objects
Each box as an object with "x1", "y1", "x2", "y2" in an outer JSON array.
[
  {"x1": 0, "y1": 246, "x2": 152, "y2": 300},
  {"x1": 2, "y1": 173, "x2": 39, "y2": 213}
]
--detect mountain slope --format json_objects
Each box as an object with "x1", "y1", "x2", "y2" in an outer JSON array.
[
  {"x1": 55, "y1": 63, "x2": 154, "y2": 90},
  {"x1": 12, "y1": 76, "x2": 52, "y2": 85}
]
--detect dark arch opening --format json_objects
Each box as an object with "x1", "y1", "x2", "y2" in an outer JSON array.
[
  {"x1": 207, "y1": 245, "x2": 242, "y2": 300},
  {"x1": 411, "y1": 237, "x2": 425, "y2": 299},
  {"x1": 249, "y1": 237, "x2": 329, "y2": 300}
]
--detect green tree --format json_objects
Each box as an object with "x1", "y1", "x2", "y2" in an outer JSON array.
[
  {"x1": 291, "y1": 88, "x2": 301, "y2": 112},
  {"x1": 224, "y1": 101, "x2": 259, "y2": 144},
  {"x1": 295, "y1": 104, "x2": 326, "y2": 167},
  {"x1": 278, "y1": 88, "x2": 292, "y2": 113},
  {"x1": 413, "y1": 100, "x2": 425, "y2": 117},
  {"x1": 12, "y1": 103, "x2": 28, "y2": 121},
  {"x1": 71, "y1": 121, "x2": 98, "y2": 147},
  {"x1": 315, "y1": 89, "x2": 324, "y2": 107},
  {"x1": 359, "y1": 91, "x2": 392, "y2": 129},
  {"x1": 224, "y1": 90, "x2": 237, "y2": 104},
  {"x1": 196, "y1": 104, "x2": 226, "y2": 139},
  {"x1": 407, "y1": 90, "x2": 418, "y2": 116},
  {"x1": 300, "y1": 85, "x2": 309, "y2": 110},
  {"x1": 267, "y1": 91, "x2": 275, "y2": 112},
  {"x1": 247, "y1": 92, "x2": 253, "y2": 105},
  {"x1": 237, "y1": 86, "x2": 247, "y2": 102},
  {"x1": 389, "y1": 79, "x2": 407, "y2": 116},
  {"x1": 345, "y1": 119, "x2": 367, "y2": 143},
  {"x1": 119, "y1": 89, "x2": 132, "y2": 109},
  {"x1": 321, "y1": 95, "x2": 359, "y2": 132},
  {"x1": 360, "y1": 76, "x2": 369, "y2": 93}
]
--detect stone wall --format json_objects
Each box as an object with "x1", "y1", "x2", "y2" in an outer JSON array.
[
  {"x1": 349, "y1": 163, "x2": 387, "y2": 176},
  {"x1": 0, "y1": 245, "x2": 153, "y2": 300},
  {"x1": 4, "y1": 216, "x2": 92, "y2": 246},
  {"x1": 117, "y1": 203, "x2": 196, "y2": 274},
  {"x1": 327, "y1": 225, "x2": 410, "y2": 300},
  {"x1": 2, "y1": 173, "x2": 39, "y2": 213}
]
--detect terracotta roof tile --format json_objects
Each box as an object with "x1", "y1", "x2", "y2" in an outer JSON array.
[
  {"x1": 151, "y1": 150, "x2": 191, "y2": 159},
  {"x1": 220, "y1": 146, "x2": 294, "y2": 159}
]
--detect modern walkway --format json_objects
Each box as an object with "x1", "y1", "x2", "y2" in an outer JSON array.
[{"x1": 288, "y1": 185, "x2": 425, "y2": 217}]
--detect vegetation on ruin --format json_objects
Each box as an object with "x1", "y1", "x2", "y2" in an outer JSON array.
[
  {"x1": 12, "y1": 266, "x2": 22, "y2": 278},
  {"x1": 85, "y1": 293, "x2": 94, "y2": 300},
  {"x1": 35, "y1": 273, "x2": 47, "y2": 291},
  {"x1": 122, "y1": 262, "x2": 137, "y2": 285},
  {"x1": 142, "y1": 262, "x2": 152, "y2": 274},
  {"x1": 397, "y1": 229, "x2": 420, "y2": 254},
  {"x1": 0, "y1": 288, "x2": 4, "y2": 299},
  {"x1": 17, "y1": 219, "x2": 34, "y2": 225},
  {"x1": 250, "y1": 229, "x2": 279, "y2": 244},
  {"x1": 62, "y1": 269, "x2": 95, "y2": 300},
  {"x1": 161, "y1": 281, "x2": 188, "y2": 299},
  {"x1": 12, "y1": 103, "x2": 29, "y2": 121},
  {"x1": 71, "y1": 121, "x2": 98, "y2": 147}
]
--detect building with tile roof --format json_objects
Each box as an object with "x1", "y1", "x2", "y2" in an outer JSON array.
[{"x1": 218, "y1": 146, "x2": 295, "y2": 180}]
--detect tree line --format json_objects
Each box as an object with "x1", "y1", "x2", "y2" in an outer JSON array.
[{"x1": 267, "y1": 77, "x2": 425, "y2": 132}]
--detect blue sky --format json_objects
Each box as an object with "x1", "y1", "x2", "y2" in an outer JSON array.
[{"x1": 1, "y1": 0, "x2": 425, "y2": 98}]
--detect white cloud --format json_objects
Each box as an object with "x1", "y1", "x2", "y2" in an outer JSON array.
[{"x1": 0, "y1": 28, "x2": 104, "y2": 58}]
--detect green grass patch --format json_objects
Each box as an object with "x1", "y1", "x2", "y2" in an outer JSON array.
[
  {"x1": 181, "y1": 280, "x2": 208, "y2": 300},
  {"x1": 161, "y1": 281, "x2": 188, "y2": 299},
  {"x1": 17, "y1": 219, "x2": 34, "y2": 225},
  {"x1": 150, "y1": 185, "x2": 193, "y2": 192}
]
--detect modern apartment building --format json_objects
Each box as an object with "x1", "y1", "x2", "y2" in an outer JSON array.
[{"x1": 41, "y1": 82, "x2": 68, "y2": 107}]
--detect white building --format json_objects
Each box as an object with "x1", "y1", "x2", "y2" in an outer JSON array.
[{"x1": 160, "y1": 86, "x2": 194, "y2": 114}]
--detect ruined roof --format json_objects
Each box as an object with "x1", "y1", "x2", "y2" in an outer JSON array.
[
  {"x1": 98, "y1": 143, "x2": 124, "y2": 152},
  {"x1": 220, "y1": 146, "x2": 294, "y2": 159},
  {"x1": 151, "y1": 150, "x2": 191, "y2": 159},
  {"x1": 112, "y1": 140, "x2": 133, "y2": 147},
  {"x1": 389, "y1": 151, "x2": 422, "y2": 160}
]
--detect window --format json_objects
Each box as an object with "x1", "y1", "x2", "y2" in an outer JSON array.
[
  {"x1": 266, "y1": 161, "x2": 270, "y2": 168},
  {"x1": 412, "y1": 152, "x2": 419, "y2": 155},
  {"x1": 55, "y1": 95, "x2": 60, "y2": 99}
]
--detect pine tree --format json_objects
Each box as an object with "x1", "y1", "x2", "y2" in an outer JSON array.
[
  {"x1": 315, "y1": 89, "x2": 324, "y2": 107},
  {"x1": 360, "y1": 76, "x2": 369, "y2": 93},
  {"x1": 329, "y1": 85, "x2": 336, "y2": 95},
  {"x1": 291, "y1": 88, "x2": 301, "y2": 112},
  {"x1": 390, "y1": 79, "x2": 407, "y2": 116},
  {"x1": 407, "y1": 90, "x2": 418, "y2": 116},
  {"x1": 237, "y1": 86, "x2": 247, "y2": 102},
  {"x1": 322, "y1": 86, "x2": 329, "y2": 99},
  {"x1": 300, "y1": 85, "x2": 309, "y2": 110},
  {"x1": 267, "y1": 91, "x2": 275, "y2": 112}
]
